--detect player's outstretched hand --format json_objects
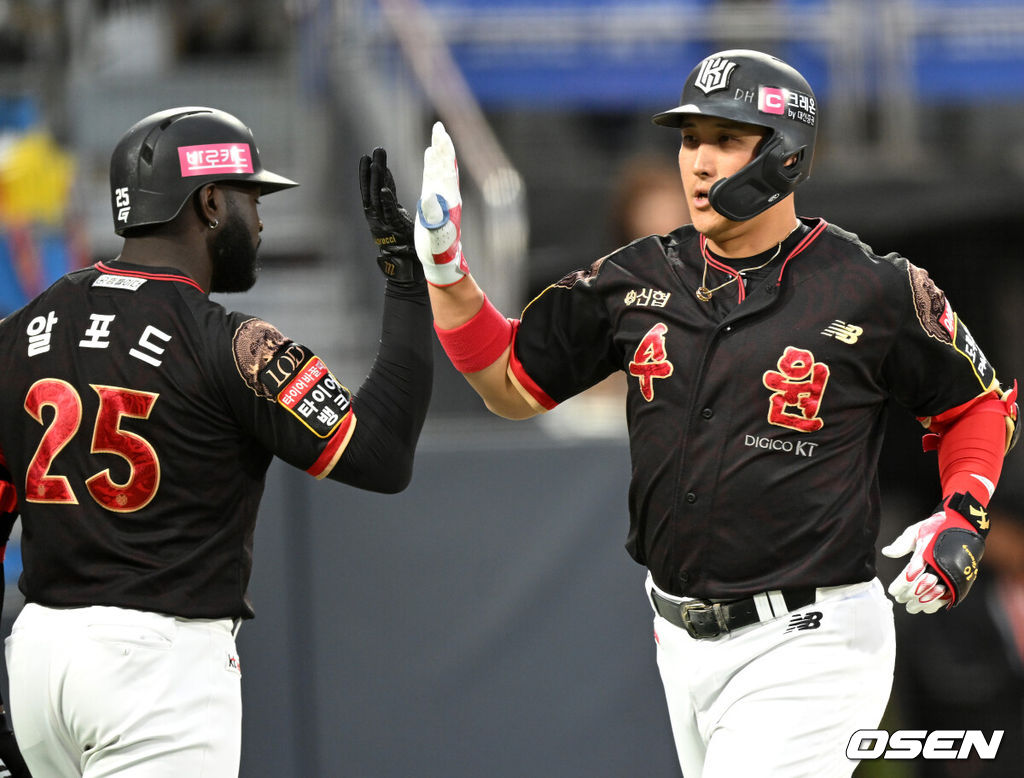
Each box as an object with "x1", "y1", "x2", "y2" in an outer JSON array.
[
  {"x1": 883, "y1": 501, "x2": 986, "y2": 613},
  {"x1": 359, "y1": 146, "x2": 423, "y2": 285},
  {"x1": 882, "y1": 514, "x2": 954, "y2": 614},
  {"x1": 0, "y1": 724, "x2": 32, "y2": 778},
  {"x1": 414, "y1": 122, "x2": 469, "y2": 287}
]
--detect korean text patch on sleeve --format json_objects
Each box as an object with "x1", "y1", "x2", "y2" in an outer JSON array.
[{"x1": 264, "y1": 355, "x2": 352, "y2": 438}]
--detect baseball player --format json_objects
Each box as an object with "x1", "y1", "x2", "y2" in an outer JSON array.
[
  {"x1": 397, "y1": 50, "x2": 1018, "y2": 776},
  {"x1": 0, "y1": 466, "x2": 30, "y2": 778},
  {"x1": 0, "y1": 108, "x2": 431, "y2": 777}
]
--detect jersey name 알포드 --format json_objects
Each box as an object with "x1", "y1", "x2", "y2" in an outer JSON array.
[{"x1": 0, "y1": 261, "x2": 356, "y2": 618}]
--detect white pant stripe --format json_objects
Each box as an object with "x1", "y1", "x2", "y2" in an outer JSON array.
[
  {"x1": 752, "y1": 592, "x2": 774, "y2": 621},
  {"x1": 768, "y1": 590, "x2": 789, "y2": 616}
]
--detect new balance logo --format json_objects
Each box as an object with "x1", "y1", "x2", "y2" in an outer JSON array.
[
  {"x1": 821, "y1": 320, "x2": 863, "y2": 344},
  {"x1": 785, "y1": 611, "x2": 823, "y2": 633}
]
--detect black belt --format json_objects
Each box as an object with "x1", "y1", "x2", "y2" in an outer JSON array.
[{"x1": 650, "y1": 587, "x2": 817, "y2": 640}]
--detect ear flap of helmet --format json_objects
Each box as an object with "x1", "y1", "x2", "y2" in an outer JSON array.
[{"x1": 707, "y1": 135, "x2": 809, "y2": 221}]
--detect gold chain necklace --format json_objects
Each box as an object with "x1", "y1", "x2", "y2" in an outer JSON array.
[{"x1": 695, "y1": 224, "x2": 800, "y2": 302}]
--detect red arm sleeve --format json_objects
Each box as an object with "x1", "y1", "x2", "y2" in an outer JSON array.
[{"x1": 921, "y1": 383, "x2": 1018, "y2": 507}]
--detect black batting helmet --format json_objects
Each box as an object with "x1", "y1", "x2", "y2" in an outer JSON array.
[
  {"x1": 110, "y1": 106, "x2": 298, "y2": 236},
  {"x1": 653, "y1": 50, "x2": 818, "y2": 221}
]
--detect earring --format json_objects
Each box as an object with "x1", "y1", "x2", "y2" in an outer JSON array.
[{"x1": 209, "y1": 219, "x2": 219, "y2": 229}]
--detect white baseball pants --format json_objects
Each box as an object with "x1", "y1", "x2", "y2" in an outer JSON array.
[
  {"x1": 648, "y1": 575, "x2": 895, "y2": 778},
  {"x1": 5, "y1": 603, "x2": 242, "y2": 778}
]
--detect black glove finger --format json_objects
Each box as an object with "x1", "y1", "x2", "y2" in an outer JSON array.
[
  {"x1": 378, "y1": 188, "x2": 413, "y2": 237},
  {"x1": 371, "y1": 147, "x2": 396, "y2": 196},
  {"x1": 358, "y1": 154, "x2": 374, "y2": 217},
  {"x1": 369, "y1": 149, "x2": 390, "y2": 218}
]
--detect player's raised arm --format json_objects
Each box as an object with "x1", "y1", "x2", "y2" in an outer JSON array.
[
  {"x1": 412, "y1": 122, "x2": 538, "y2": 420},
  {"x1": 319, "y1": 146, "x2": 434, "y2": 493}
]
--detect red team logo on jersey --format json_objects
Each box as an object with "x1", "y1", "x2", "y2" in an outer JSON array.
[
  {"x1": 629, "y1": 323, "x2": 674, "y2": 402},
  {"x1": 762, "y1": 346, "x2": 830, "y2": 432}
]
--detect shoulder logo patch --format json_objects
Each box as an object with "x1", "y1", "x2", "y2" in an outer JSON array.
[
  {"x1": 908, "y1": 264, "x2": 954, "y2": 344},
  {"x1": 232, "y1": 318, "x2": 290, "y2": 399},
  {"x1": 554, "y1": 256, "x2": 607, "y2": 290}
]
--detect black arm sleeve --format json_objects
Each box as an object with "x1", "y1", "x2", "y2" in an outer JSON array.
[{"x1": 326, "y1": 277, "x2": 433, "y2": 493}]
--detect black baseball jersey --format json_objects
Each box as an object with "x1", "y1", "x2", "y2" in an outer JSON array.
[
  {"x1": 509, "y1": 217, "x2": 1000, "y2": 598},
  {"x1": 0, "y1": 261, "x2": 364, "y2": 619}
]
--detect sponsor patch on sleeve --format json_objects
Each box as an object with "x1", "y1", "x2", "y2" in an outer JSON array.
[
  {"x1": 266, "y1": 355, "x2": 352, "y2": 438},
  {"x1": 951, "y1": 316, "x2": 996, "y2": 390},
  {"x1": 907, "y1": 264, "x2": 995, "y2": 390}
]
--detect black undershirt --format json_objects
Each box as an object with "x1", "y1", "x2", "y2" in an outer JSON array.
[{"x1": 702, "y1": 221, "x2": 811, "y2": 317}]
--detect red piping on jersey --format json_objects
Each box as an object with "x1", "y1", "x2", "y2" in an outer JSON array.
[
  {"x1": 94, "y1": 262, "x2": 205, "y2": 293},
  {"x1": 507, "y1": 324, "x2": 558, "y2": 411},
  {"x1": 698, "y1": 220, "x2": 830, "y2": 303},
  {"x1": 307, "y1": 411, "x2": 356, "y2": 479},
  {"x1": 775, "y1": 219, "x2": 828, "y2": 283},
  {"x1": 700, "y1": 246, "x2": 747, "y2": 302}
]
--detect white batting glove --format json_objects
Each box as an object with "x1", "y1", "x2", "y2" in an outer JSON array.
[
  {"x1": 882, "y1": 513, "x2": 954, "y2": 614},
  {"x1": 414, "y1": 121, "x2": 470, "y2": 287}
]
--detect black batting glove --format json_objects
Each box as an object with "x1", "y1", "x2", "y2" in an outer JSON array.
[
  {"x1": 359, "y1": 147, "x2": 424, "y2": 286},
  {"x1": 0, "y1": 718, "x2": 31, "y2": 778}
]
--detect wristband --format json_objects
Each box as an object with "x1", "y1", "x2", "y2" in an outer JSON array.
[
  {"x1": 943, "y1": 491, "x2": 991, "y2": 536},
  {"x1": 920, "y1": 491, "x2": 988, "y2": 607},
  {"x1": 434, "y1": 295, "x2": 514, "y2": 373}
]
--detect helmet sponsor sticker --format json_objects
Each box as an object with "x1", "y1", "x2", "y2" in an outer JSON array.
[
  {"x1": 758, "y1": 86, "x2": 787, "y2": 115},
  {"x1": 178, "y1": 143, "x2": 254, "y2": 177},
  {"x1": 693, "y1": 56, "x2": 737, "y2": 95},
  {"x1": 756, "y1": 86, "x2": 817, "y2": 126}
]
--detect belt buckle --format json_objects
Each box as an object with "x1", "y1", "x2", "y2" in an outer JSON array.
[{"x1": 679, "y1": 601, "x2": 728, "y2": 639}]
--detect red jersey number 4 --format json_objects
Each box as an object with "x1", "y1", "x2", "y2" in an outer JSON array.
[{"x1": 629, "y1": 323, "x2": 674, "y2": 402}]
